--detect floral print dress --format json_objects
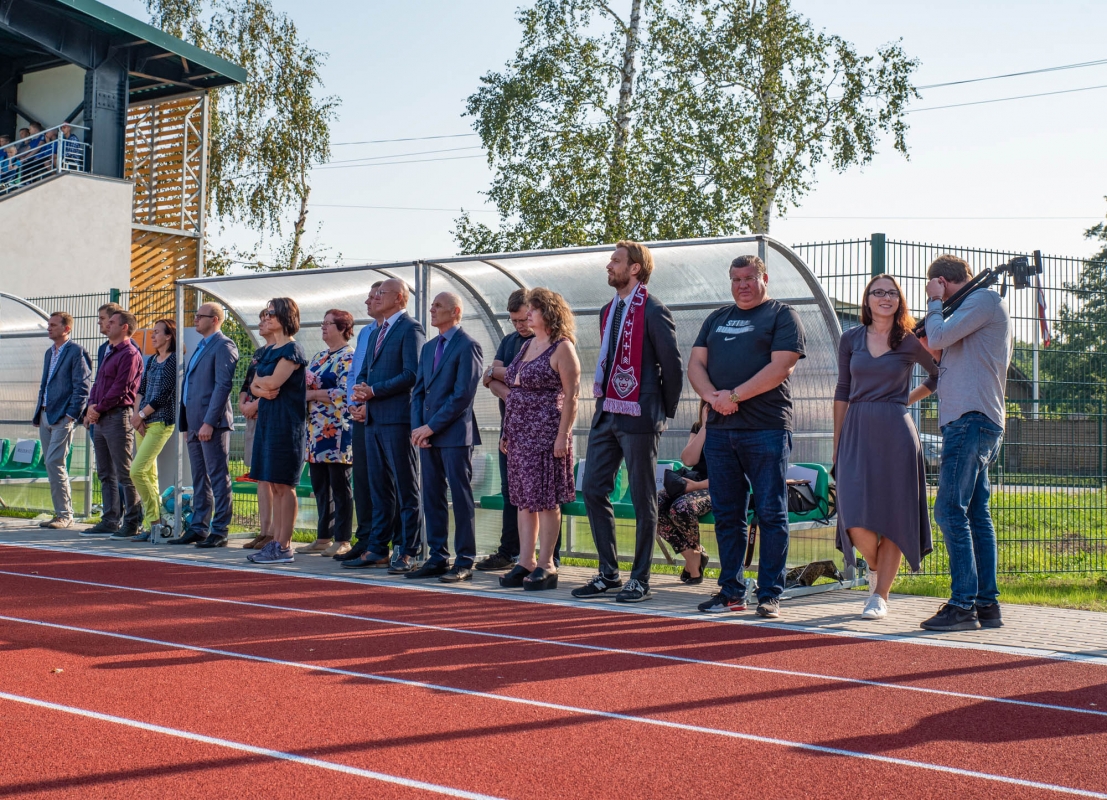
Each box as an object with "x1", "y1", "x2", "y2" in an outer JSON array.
[{"x1": 305, "y1": 345, "x2": 353, "y2": 464}]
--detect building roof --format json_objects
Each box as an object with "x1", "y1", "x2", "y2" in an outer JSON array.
[{"x1": 0, "y1": 0, "x2": 245, "y2": 101}]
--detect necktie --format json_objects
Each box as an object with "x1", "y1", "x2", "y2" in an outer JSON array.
[
  {"x1": 604, "y1": 299, "x2": 626, "y2": 389},
  {"x1": 184, "y1": 338, "x2": 206, "y2": 404},
  {"x1": 44, "y1": 344, "x2": 63, "y2": 405},
  {"x1": 373, "y1": 321, "x2": 390, "y2": 359},
  {"x1": 432, "y1": 336, "x2": 446, "y2": 372}
]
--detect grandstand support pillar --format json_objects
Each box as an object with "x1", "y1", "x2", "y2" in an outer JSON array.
[
  {"x1": 171, "y1": 281, "x2": 185, "y2": 544},
  {"x1": 0, "y1": 64, "x2": 17, "y2": 137},
  {"x1": 85, "y1": 52, "x2": 129, "y2": 179}
]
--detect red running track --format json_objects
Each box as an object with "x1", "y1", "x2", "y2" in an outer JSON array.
[{"x1": 1, "y1": 544, "x2": 1106, "y2": 799}]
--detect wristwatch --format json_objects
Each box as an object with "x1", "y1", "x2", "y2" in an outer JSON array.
[
  {"x1": 138, "y1": 410, "x2": 148, "y2": 420},
  {"x1": 729, "y1": 392, "x2": 741, "y2": 405}
]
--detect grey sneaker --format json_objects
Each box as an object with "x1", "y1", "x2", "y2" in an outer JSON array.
[
  {"x1": 248, "y1": 541, "x2": 294, "y2": 564},
  {"x1": 756, "y1": 597, "x2": 781, "y2": 618},
  {"x1": 571, "y1": 572, "x2": 622, "y2": 599},
  {"x1": 80, "y1": 523, "x2": 117, "y2": 537},
  {"x1": 615, "y1": 579, "x2": 651, "y2": 603},
  {"x1": 45, "y1": 516, "x2": 73, "y2": 530}
]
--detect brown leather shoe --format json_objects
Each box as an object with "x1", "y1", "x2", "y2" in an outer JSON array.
[
  {"x1": 296, "y1": 539, "x2": 332, "y2": 554},
  {"x1": 321, "y1": 541, "x2": 351, "y2": 557},
  {"x1": 243, "y1": 535, "x2": 273, "y2": 550}
]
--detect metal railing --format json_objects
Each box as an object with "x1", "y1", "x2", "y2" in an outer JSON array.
[{"x1": 1, "y1": 124, "x2": 90, "y2": 197}]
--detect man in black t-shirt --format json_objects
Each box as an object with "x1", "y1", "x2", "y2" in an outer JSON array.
[
  {"x1": 688, "y1": 254, "x2": 806, "y2": 618},
  {"x1": 476, "y1": 288, "x2": 561, "y2": 569}
]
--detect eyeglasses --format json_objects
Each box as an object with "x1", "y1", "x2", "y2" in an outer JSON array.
[
  {"x1": 194, "y1": 313, "x2": 216, "y2": 319},
  {"x1": 320, "y1": 320, "x2": 335, "y2": 327},
  {"x1": 261, "y1": 310, "x2": 277, "y2": 318},
  {"x1": 867, "y1": 289, "x2": 900, "y2": 298}
]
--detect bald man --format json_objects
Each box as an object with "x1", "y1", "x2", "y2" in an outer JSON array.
[
  {"x1": 171, "y1": 302, "x2": 239, "y2": 547},
  {"x1": 408, "y1": 292, "x2": 484, "y2": 581},
  {"x1": 352, "y1": 279, "x2": 427, "y2": 571}
]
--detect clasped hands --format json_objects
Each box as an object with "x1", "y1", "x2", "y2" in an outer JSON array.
[
  {"x1": 352, "y1": 382, "x2": 374, "y2": 402},
  {"x1": 708, "y1": 390, "x2": 739, "y2": 416},
  {"x1": 411, "y1": 424, "x2": 434, "y2": 449}
]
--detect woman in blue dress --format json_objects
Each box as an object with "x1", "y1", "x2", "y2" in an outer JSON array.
[{"x1": 248, "y1": 297, "x2": 308, "y2": 565}]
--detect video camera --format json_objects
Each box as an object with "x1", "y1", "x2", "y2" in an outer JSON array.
[{"x1": 914, "y1": 250, "x2": 1042, "y2": 335}]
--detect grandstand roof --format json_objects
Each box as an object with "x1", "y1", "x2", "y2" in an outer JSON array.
[{"x1": 0, "y1": 0, "x2": 245, "y2": 101}]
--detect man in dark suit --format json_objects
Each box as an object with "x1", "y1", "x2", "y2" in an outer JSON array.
[
  {"x1": 170, "y1": 303, "x2": 239, "y2": 548},
  {"x1": 33, "y1": 311, "x2": 92, "y2": 529},
  {"x1": 407, "y1": 292, "x2": 484, "y2": 582},
  {"x1": 350, "y1": 278, "x2": 426, "y2": 572},
  {"x1": 572, "y1": 240, "x2": 683, "y2": 603}
]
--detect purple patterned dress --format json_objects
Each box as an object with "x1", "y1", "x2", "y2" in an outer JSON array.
[{"x1": 503, "y1": 338, "x2": 576, "y2": 512}]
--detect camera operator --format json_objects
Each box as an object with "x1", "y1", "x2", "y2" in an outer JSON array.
[{"x1": 918, "y1": 254, "x2": 1012, "y2": 633}]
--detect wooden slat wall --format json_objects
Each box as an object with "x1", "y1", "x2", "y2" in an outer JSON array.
[{"x1": 125, "y1": 94, "x2": 206, "y2": 291}]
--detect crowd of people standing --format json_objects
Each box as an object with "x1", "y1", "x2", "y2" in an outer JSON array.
[{"x1": 32, "y1": 242, "x2": 1012, "y2": 631}]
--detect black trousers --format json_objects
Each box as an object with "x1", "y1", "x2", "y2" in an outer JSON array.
[{"x1": 309, "y1": 461, "x2": 353, "y2": 542}]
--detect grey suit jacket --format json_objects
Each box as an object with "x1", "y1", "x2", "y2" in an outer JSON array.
[
  {"x1": 181, "y1": 331, "x2": 239, "y2": 435},
  {"x1": 33, "y1": 341, "x2": 92, "y2": 426},
  {"x1": 411, "y1": 326, "x2": 484, "y2": 447}
]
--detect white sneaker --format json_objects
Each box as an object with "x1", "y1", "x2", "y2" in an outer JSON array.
[
  {"x1": 862, "y1": 594, "x2": 887, "y2": 620},
  {"x1": 867, "y1": 570, "x2": 878, "y2": 595}
]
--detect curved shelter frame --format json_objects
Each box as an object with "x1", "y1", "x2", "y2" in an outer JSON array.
[{"x1": 0, "y1": 293, "x2": 49, "y2": 431}]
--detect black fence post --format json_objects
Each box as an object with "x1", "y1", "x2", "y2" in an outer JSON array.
[{"x1": 870, "y1": 233, "x2": 886, "y2": 277}]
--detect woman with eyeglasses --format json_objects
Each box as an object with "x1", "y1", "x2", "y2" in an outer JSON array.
[
  {"x1": 247, "y1": 298, "x2": 308, "y2": 564},
  {"x1": 833, "y1": 275, "x2": 939, "y2": 620}
]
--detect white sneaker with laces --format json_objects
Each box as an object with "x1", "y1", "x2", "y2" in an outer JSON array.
[
  {"x1": 862, "y1": 594, "x2": 887, "y2": 620},
  {"x1": 867, "y1": 570, "x2": 878, "y2": 596}
]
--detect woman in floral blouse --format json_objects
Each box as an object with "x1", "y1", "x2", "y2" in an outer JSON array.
[{"x1": 297, "y1": 308, "x2": 355, "y2": 557}]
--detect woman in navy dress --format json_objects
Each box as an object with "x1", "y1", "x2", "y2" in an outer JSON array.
[{"x1": 248, "y1": 297, "x2": 308, "y2": 565}]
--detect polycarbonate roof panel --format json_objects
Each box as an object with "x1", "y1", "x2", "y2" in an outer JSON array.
[
  {"x1": 0, "y1": 294, "x2": 49, "y2": 335},
  {"x1": 0, "y1": 295, "x2": 49, "y2": 425}
]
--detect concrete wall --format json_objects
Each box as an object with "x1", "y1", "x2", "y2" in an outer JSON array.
[
  {"x1": 16, "y1": 64, "x2": 86, "y2": 131},
  {"x1": 0, "y1": 173, "x2": 132, "y2": 298}
]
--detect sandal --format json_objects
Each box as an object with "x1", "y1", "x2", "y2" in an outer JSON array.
[
  {"x1": 499, "y1": 564, "x2": 533, "y2": 588},
  {"x1": 523, "y1": 567, "x2": 558, "y2": 591}
]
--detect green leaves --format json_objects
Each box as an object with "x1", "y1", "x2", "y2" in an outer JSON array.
[{"x1": 456, "y1": 0, "x2": 918, "y2": 252}]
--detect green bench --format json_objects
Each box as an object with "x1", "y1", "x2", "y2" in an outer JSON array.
[
  {"x1": 0, "y1": 439, "x2": 44, "y2": 479},
  {"x1": 480, "y1": 460, "x2": 628, "y2": 516},
  {"x1": 232, "y1": 464, "x2": 315, "y2": 499}
]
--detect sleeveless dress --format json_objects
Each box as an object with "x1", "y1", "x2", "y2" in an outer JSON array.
[
  {"x1": 502, "y1": 338, "x2": 576, "y2": 512},
  {"x1": 834, "y1": 327, "x2": 939, "y2": 571},
  {"x1": 251, "y1": 341, "x2": 308, "y2": 486}
]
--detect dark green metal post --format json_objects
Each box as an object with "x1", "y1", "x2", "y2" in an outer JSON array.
[
  {"x1": 871, "y1": 233, "x2": 886, "y2": 277},
  {"x1": 109, "y1": 288, "x2": 121, "y2": 305}
]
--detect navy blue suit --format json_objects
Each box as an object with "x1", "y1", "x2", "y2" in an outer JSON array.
[
  {"x1": 411, "y1": 326, "x2": 483, "y2": 568},
  {"x1": 355, "y1": 312, "x2": 426, "y2": 558}
]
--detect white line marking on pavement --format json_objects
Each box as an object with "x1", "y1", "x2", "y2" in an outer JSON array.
[
  {"x1": 0, "y1": 689, "x2": 504, "y2": 799},
  {"x1": 1, "y1": 568, "x2": 1104, "y2": 720},
  {"x1": 2, "y1": 540, "x2": 1105, "y2": 668},
  {"x1": 1, "y1": 614, "x2": 1104, "y2": 799}
]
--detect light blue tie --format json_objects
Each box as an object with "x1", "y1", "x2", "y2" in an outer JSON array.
[{"x1": 184, "y1": 338, "x2": 207, "y2": 404}]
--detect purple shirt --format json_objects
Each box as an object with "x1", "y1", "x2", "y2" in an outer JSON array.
[{"x1": 89, "y1": 338, "x2": 143, "y2": 413}]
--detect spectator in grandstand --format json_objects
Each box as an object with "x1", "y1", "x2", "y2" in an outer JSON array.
[
  {"x1": 41, "y1": 127, "x2": 58, "y2": 168},
  {"x1": 22, "y1": 123, "x2": 46, "y2": 173},
  {"x1": 688, "y1": 254, "x2": 806, "y2": 618},
  {"x1": 129, "y1": 319, "x2": 178, "y2": 542},
  {"x1": 497, "y1": 288, "x2": 579, "y2": 591},
  {"x1": 59, "y1": 123, "x2": 82, "y2": 170},
  {"x1": 833, "y1": 275, "x2": 938, "y2": 620},
  {"x1": 83, "y1": 309, "x2": 145, "y2": 538},
  {"x1": 33, "y1": 311, "x2": 92, "y2": 530},
  {"x1": 15, "y1": 127, "x2": 30, "y2": 150},
  {"x1": 479, "y1": 288, "x2": 562, "y2": 571},
  {"x1": 298, "y1": 309, "x2": 355, "y2": 557},
  {"x1": 0, "y1": 135, "x2": 9, "y2": 147},
  {"x1": 919, "y1": 254, "x2": 1013, "y2": 632},
  {"x1": 248, "y1": 298, "x2": 308, "y2": 565},
  {"x1": 656, "y1": 401, "x2": 712, "y2": 584},
  {"x1": 0, "y1": 144, "x2": 20, "y2": 188},
  {"x1": 239, "y1": 309, "x2": 274, "y2": 550},
  {"x1": 407, "y1": 292, "x2": 484, "y2": 583},
  {"x1": 170, "y1": 303, "x2": 239, "y2": 548}
]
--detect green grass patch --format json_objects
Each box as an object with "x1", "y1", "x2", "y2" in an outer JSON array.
[{"x1": 891, "y1": 572, "x2": 1107, "y2": 612}]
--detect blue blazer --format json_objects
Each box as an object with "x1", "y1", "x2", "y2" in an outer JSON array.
[
  {"x1": 181, "y1": 331, "x2": 239, "y2": 433},
  {"x1": 411, "y1": 327, "x2": 483, "y2": 447},
  {"x1": 355, "y1": 313, "x2": 426, "y2": 426},
  {"x1": 33, "y1": 341, "x2": 92, "y2": 426}
]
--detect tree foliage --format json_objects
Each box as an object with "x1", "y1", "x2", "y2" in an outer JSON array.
[
  {"x1": 455, "y1": 0, "x2": 917, "y2": 254},
  {"x1": 145, "y1": 0, "x2": 339, "y2": 270},
  {"x1": 1051, "y1": 210, "x2": 1107, "y2": 406}
]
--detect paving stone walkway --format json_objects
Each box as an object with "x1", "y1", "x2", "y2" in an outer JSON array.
[{"x1": 3, "y1": 517, "x2": 1105, "y2": 665}]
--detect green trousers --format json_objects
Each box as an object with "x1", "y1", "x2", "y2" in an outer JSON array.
[{"x1": 129, "y1": 422, "x2": 175, "y2": 528}]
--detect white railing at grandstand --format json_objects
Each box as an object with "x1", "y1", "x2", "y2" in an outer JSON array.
[{"x1": 0, "y1": 123, "x2": 90, "y2": 196}]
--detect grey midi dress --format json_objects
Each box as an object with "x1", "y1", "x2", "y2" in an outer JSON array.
[{"x1": 834, "y1": 326, "x2": 939, "y2": 571}]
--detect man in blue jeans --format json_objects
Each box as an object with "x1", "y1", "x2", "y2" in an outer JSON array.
[
  {"x1": 919, "y1": 254, "x2": 1012, "y2": 632},
  {"x1": 688, "y1": 254, "x2": 806, "y2": 618}
]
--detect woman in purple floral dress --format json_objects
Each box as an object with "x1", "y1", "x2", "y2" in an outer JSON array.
[{"x1": 493, "y1": 288, "x2": 580, "y2": 591}]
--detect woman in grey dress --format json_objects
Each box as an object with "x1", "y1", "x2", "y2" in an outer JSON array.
[{"x1": 834, "y1": 274, "x2": 938, "y2": 620}]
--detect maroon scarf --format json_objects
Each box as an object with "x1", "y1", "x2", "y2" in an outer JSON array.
[{"x1": 593, "y1": 284, "x2": 647, "y2": 416}]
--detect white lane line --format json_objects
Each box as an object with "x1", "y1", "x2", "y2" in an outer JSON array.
[
  {"x1": 2, "y1": 541, "x2": 1105, "y2": 668},
  {"x1": 0, "y1": 689, "x2": 503, "y2": 799},
  {"x1": 1, "y1": 568, "x2": 1104, "y2": 721},
  {"x1": 1, "y1": 614, "x2": 1104, "y2": 799}
]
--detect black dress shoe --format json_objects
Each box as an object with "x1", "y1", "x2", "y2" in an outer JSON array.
[
  {"x1": 475, "y1": 552, "x2": 515, "y2": 571},
  {"x1": 168, "y1": 531, "x2": 207, "y2": 545},
  {"x1": 387, "y1": 556, "x2": 415, "y2": 574},
  {"x1": 499, "y1": 564, "x2": 533, "y2": 588},
  {"x1": 440, "y1": 566, "x2": 473, "y2": 583},
  {"x1": 335, "y1": 546, "x2": 369, "y2": 562},
  {"x1": 405, "y1": 561, "x2": 449, "y2": 579},
  {"x1": 341, "y1": 552, "x2": 389, "y2": 569},
  {"x1": 196, "y1": 535, "x2": 228, "y2": 548}
]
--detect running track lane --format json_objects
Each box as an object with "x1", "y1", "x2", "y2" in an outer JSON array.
[{"x1": 1, "y1": 547, "x2": 1106, "y2": 797}]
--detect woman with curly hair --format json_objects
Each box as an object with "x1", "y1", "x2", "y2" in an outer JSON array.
[
  {"x1": 834, "y1": 274, "x2": 939, "y2": 619},
  {"x1": 491, "y1": 287, "x2": 580, "y2": 591}
]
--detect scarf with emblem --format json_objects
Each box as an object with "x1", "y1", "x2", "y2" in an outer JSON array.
[{"x1": 593, "y1": 284, "x2": 647, "y2": 416}]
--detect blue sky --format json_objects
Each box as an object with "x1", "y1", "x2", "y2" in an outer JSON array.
[{"x1": 104, "y1": 0, "x2": 1107, "y2": 264}]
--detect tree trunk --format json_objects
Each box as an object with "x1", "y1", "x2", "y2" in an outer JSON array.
[
  {"x1": 603, "y1": 0, "x2": 642, "y2": 243},
  {"x1": 287, "y1": 183, "x2": 310, "y2": 270},
  {"x1": 750, "y1": 0, "x2": 785, "y2": 234}
]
